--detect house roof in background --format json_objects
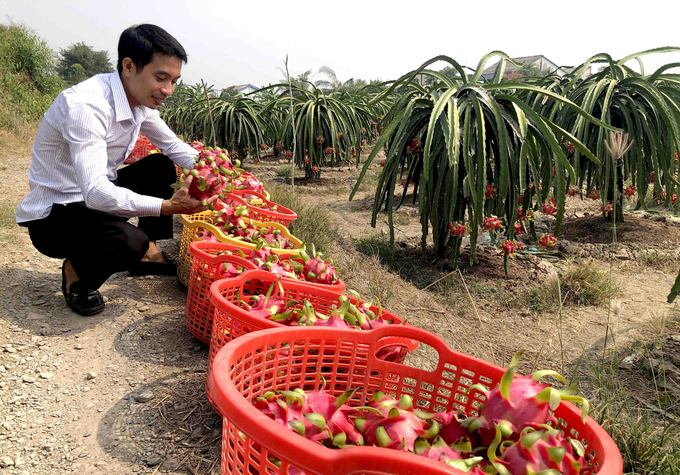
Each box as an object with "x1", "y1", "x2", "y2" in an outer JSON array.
[
  {"x1": 231, "y1": 83, "x2": 260, "y2": 91},
  {"x1": 481, "y1": 55, "x2": 552, "y2": 75}
]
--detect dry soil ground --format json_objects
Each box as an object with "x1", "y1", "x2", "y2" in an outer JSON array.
[{"x1": 1, "y1": 134, "x2": 679, "y2": 474}]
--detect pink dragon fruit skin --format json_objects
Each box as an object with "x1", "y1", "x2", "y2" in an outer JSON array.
[
  {"x1": 197, "y1": 229, "x2": 219, "y2": 242},
  {"x1": 358, "y1": 407, "x2": 437, "y2": 452},
  {"x1": 218, "y1": 262, "x2": 242, "y2": 279},
  {"x1": 295, "y1": 244, "x2": 338, "y2": 285},
  {"x1": 463, "y1": 351, "x2": 589, "y2": 445},
  {"x1": 355, "y1": 393, "x2": 440, "y2": 452},
  {"x1": 433, "y1": 411, "x2": 479, "y2": 448},
  {"x1": 493, "y1": 427, "x2": 587, "y2": 475},
  {"x1": 414, "y1": 437, "x2": 484, "y2": 472}
]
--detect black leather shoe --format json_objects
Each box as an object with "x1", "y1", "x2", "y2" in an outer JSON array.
[
  {"x1": 128, "y1": 252, "x2": 177, "y2": 276},
  {"x1": 62, "y1": 262, "x2": 105, "y2": 316}
]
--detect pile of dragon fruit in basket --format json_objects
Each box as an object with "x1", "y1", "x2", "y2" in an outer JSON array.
[{"x1": 255, "y1": 353, "x2": 590, "y2": 475}]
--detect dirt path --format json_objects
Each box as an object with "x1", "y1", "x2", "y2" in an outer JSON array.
[{"x1": 1, "y1": 138, "x2": 679, "y2": 474}]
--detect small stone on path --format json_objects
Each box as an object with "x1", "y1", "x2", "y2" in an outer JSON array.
[
  {"x1": 86, "y1": 371, "x2": 97, "y2": 380},
  {"x1": 134, "y1": 390, "x2": 154, "y2": 403},
  {"x1": 22, "y1": 375, "x2": 36, "y2": 383},
  {"x1": 40, "y1": 372, "x2": 53, "y2": 379}
]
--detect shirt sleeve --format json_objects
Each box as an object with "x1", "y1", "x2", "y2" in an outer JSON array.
[
  {"x1": 61, "y1": 101, "x2": 163, "y2": 218},
  {"x1": 140, "y1": 110, "x2": 198, "y2": 170}
]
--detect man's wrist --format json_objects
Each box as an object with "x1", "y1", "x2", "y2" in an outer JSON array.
[{"x1": 160, "y1": 199, "x2": 175, "y2": 216}]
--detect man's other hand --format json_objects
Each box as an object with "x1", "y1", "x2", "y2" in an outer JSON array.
[{"x1": 160, "y1": 175, "x2": 218, "y2": 215}]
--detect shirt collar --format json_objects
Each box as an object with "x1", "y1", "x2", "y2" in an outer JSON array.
[{"x1": 110, "y1": 72, "x2": 134, "y2": 123}]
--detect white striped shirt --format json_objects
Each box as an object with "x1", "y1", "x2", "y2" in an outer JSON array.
[{"x1": 16, "y1": 71, "x2": 198, "y2": 223}]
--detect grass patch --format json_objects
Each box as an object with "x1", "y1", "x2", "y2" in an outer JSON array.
[
  {"x1": 354, "y1": 172, "x2": 381, "y2": 193},
  {"x1": 266, "y1": 185, "x2": 335, "y2": 253},
  {"x1": 578, "y1": 350, "x2": 680, "y2": 474},
  {"x1": 274, "y1": 166, "x2": 292, "y2": 178},
  {"x1": 0, "y1": 202, "x2": 15, "y2": 229},
  {"x1": 524, "y1": 263, "x2": 620, "y2": 310},
  {"x1": 355, "y1": 235, "x2": 396, "y2": 266},
  {"x1": 561, "y1": 264, "x2": 619, "y2": 306}
]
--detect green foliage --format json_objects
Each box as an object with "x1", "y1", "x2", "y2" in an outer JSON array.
[
  {"x1": 0, "y1": 22, "x2": 65, "y2": 130},
  {"x1": 523, "y1": 48, "x2": 680, "y2": 214},
  {"x1": 219, "y1": 86, "x2": 240, "y2": 100},
  {"x1": 351, "y1": 52, "x2": 611, "y2": 264},
  {"x1": 57, "y1": 42, "x2": 113, "y2": 85},
  {"x1": 265, "y1": 185, "x2": 334, "y2": 252},
  {"x1": 274, "y1": 166, "x2": 292, "y2": 178}
]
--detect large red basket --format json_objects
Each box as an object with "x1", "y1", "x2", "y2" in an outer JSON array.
[
  {"x1": 186, "y1": 242, "x2": 258, "y2": 344},
  {"x1": 206, "y1": 270, "x2": 415, "y2": 410},
  {"x1": 208, "y1": 325, "x2": 623, "y2": 475},
  {"x1": 186, "y1": 242, "x2": 345, "y2": 344},
  {"x1": 124, "y1": 134, "x2": 158, "y2": 164}
]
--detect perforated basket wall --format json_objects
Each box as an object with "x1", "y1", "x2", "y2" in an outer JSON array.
[
  {"x1": 186, "y1": 242, "x2": 345, "y2": 345},
  {"x1": 186, "y1": 243, "x2": 257, "y2": 344},
  {"x1": 177, "y1": 213, "x2": 303, "y2": 287},
  {"x1": 208, "y1": 325, "x2": 623, "y2": 475},
  {"x1": 124, "y1": 134, "x2": 158, "y2": 164},
  {"x1": 205, "y1": 270, "x2": 417, "y2": 412}
]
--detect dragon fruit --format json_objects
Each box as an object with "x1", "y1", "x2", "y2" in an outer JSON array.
[
  {"x1": 354, "y1": 393, "x2": 440, "y2": 452},
  {"x1": 292, "y1": 244, "x2": 339, "y2": 285},
  {"x1": 235, "y1": 176, "x2": 265, "y2": 193},
  {"x1": 218, "y1": 261, "x2": 245, "y2": 279},
  {"x1": 489, "y1": 426, "x2": 587, "y2": 475},
  {"x1": 248, "y1": 243, "x2": 297, "y2": 279},
  {"x1": 236, "y1": 280, "x2": 295, "y2": 323},
  {"x1": 196, "y1": 229, "x2": 219, "y2": 242},
  {"x1": 462, "y1": 351, "x2": 589, "y2": 445},
  {"x1": 414, "y1": 437, "x2": 484, "y2": 472},
  {"x1": 430, "y1": 411, "x2": 479, "y2": 448}
]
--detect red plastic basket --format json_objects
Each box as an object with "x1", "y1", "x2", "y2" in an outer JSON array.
[
  {"x1": 186, "y1": 242, "x2": 345, "y2": 344},
  {"x1": 124, "y1": 134, "x2": 158, "y2": 164},
  {"x1": 226, "y1": 189, "x2": 298, "y2": 227},
  {"x1": 206, "y1": 270, "x2": 415, "y2": 411},
  {"x1": 208, "y1": 325, "x2": 623, "y2": 475},
  {"x1": 186, "y1": 242, "x2": 258, "y2": 344}
]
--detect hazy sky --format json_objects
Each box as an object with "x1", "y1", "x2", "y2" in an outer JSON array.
[{"x1": 3, "y1": 0, "x2": 679, "y2": 90}]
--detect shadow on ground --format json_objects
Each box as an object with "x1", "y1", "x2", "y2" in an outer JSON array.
[
  {"x1": 97, "y1": 371, "x2": 222, "y2": 474},
  {"x1": 113, "y1": 308, "x2": 208, "y2": 367}
]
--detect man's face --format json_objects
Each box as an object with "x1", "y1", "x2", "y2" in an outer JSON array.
[{"x1": 121, "y1": 53, "x2": 182, "y2": 110}]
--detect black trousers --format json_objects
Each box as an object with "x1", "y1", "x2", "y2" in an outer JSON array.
[{"x1": 25, "y1": 153, "x2": 177, "y2": 290}]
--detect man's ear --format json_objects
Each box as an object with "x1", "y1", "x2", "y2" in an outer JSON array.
[{"x1": 121, "y1": 58, "x2": 136, "y2": 78}]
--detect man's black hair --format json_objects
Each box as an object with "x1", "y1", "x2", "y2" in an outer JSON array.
[{"x1": 117, "y1": 24, "x2": 187, "y2": 72}]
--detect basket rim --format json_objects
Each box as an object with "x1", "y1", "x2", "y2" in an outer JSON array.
[
  {"x1": 189, "y1": 242, "x2": 346, "y2": 292},
  {"x1": 209, "y1": 324, "x2": 623, "y2": 475},
  {"x1": 208, "y1": 270, "x2": 415, "y2": 348},
  {"x1": 179, "y1": 213, "x2": 303, "y2": 255},
  {"x1": 228, "y1": 189, "x2": 298, "y2": 220}
]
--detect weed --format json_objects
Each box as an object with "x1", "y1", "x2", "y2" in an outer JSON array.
[
  {"x1": 560, "y1": 264, "x2": 619, "y2": 306},
  {"x1": 266, "y1": 185, "x2": 335, "y2": 253},
  {"x1": 580, "y1": 353, "x2": 680, "y2": 474},
  {"x1": 274, "y1": 166, "x2": 292, "y2": 178}
]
